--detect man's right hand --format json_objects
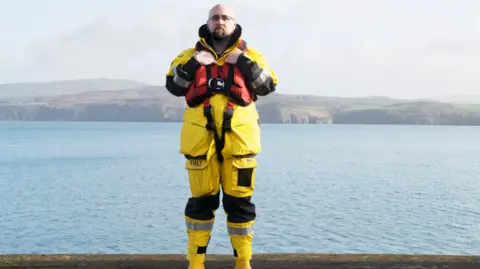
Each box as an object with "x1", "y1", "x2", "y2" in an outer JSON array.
[{"x1": 194, "y1": 51, "x2": 217, "y2": 65}]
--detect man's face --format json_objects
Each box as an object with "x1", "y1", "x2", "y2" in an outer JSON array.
[{"x1": 207, "y1": 7, "x2": 236, "y2": 40}]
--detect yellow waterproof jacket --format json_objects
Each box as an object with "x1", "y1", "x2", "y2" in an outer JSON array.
[{"x1": 165, "y1": 24, "x2": 277, "y2": 162}]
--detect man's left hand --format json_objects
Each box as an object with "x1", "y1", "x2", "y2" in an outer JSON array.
[{"x1": 225, "y1": 48, "x2": 243, "y2": 65}]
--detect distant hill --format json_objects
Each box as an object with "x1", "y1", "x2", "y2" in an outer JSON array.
[
  {"x1": 0, "y1": 78, "x2": 148, "y2": 101},
  {"x1": 1, "y1": 79, "x2": 480, "y2": 125}
]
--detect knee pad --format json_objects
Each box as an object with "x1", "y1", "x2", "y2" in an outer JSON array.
[
  {"x1": 222, "y1": 193, "x2": 255, "y2": 261},
  {"x1": 185, "y1": 192, "x2": 220, "y2": 221},
  {"x1": 222, "y1": 193, "x2": 256, "y2": 224}
]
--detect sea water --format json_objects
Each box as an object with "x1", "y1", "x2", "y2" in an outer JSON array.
[{"x1": 0, "y1": 121, "x2": 479, "y2": 255}]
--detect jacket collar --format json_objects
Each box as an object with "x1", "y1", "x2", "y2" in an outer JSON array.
[{"x1": 196, "y1": 24, "x2": 246, "y2": 56}]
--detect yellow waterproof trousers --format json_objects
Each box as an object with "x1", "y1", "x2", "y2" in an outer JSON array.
[{"x1": 180, "y1": 95, "x2": 261, "y2": 263}]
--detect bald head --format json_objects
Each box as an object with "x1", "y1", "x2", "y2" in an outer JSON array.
[
  {"x1": 207, "y1": 4, "x2": 237, "y2": 41},
  {"x1": 209, "y1": 4, "x2": 235, "y2": 19}
]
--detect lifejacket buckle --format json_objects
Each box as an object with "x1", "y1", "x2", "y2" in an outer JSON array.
[{"x1": 208, "y1": 78, "x2": 225, "y2": 92}]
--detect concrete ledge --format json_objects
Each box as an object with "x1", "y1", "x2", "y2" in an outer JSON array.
[{"x1": 0, "y1": 254, "x2": 479, "y2": 269}]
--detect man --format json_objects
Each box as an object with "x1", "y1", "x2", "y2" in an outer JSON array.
[{"x1": 165, "y1": 4, "x2": 277, "y2": 269}]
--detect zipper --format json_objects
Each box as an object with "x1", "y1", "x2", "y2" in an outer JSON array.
[
  {"x1": 200, "y1": 38, "x2": 240, "y2": 61},
  {"x1": 200, "y1": 39, "x2": 219, "y2": 59}
]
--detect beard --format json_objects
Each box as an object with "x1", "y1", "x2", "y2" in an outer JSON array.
[{"x1": 211, "y1": 27, "x2": 230, "y2": 41}]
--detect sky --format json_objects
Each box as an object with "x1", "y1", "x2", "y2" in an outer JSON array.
[{"x1": 1, "y1": 0, "x2": 479, "y2": 99}]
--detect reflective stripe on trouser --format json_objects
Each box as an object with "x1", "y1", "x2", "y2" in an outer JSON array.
[
  {"x1": 186, "y1": 219, "x2": 214, "y2": 231},
  {"x1": 228, "y1": 224, "x2": 253, "y2": 236},
  {"x1": 185, "y1": 216, "x2": 215, "y2": 262},
  {"x1": 227, "y1": 219, "x2": 255, "y2": 261}
]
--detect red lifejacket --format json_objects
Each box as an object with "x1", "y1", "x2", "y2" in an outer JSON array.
[
  {"x1": 183, "y1": 41, "x2": 255, "y2": 164},
  {"x1": 184, "y1": 40, "x2": 254, "y2": 108}
]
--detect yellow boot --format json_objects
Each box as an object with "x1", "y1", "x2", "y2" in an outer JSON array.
[
  {"x1": 186, "y1": 228, "x2": 210, "y2": 269},
  {"x1": 235, "y1": 259, "x2": 252, "y2": 269},
  {"x1": 188, "y1": 259, "x2": 205, "y2": 269}
]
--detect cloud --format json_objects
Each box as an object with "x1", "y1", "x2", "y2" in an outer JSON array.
[
  {"x1": 0, "y1": 1, "x2": 295, "y2": 85},
  {"x1": 2, "y1": 0, "x2": 480, "y2": 99},
  {"x1": 3, "y1": 10, "x2": 195, "y2": 84}
]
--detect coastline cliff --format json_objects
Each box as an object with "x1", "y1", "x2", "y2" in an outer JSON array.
[{"x1": 1, "y1": 79, "x2": 479, "y2": 125}]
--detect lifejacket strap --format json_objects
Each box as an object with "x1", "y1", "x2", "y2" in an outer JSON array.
[
  {"x1": 223, "y1": 101, "x2": 235, "y2": 131},
  {"x1": 203, "y1": 103, "x2": 215, "y2": 131},
  {"x1": 223, "y1": 65, "x2": 235, "y2": 98},
  {"x1": 200, "y1": 64, "x2": 240, "y2": 164},
  {"x1": 203, "y1": 100, "x2": 224, "y2": 163}
]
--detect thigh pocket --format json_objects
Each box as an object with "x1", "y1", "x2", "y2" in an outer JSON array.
[
  {"x1": 232, "y1": 157, "x2": 257, "y2": 195},
  {"x1": 186, "y1": 158, "x2": 219, "y2": 197}
]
